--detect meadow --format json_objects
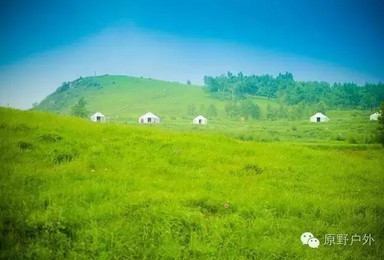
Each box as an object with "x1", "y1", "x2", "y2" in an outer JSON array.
[
  {"x1": 0, "y1": 107, "x2": 383, "y2": 259},
  {"x1": 137, "y1": 109, "x2": 378, "y2": 145},
  {"x1": 34, "y1": 75, "x2": 379, "y2": 145},
  {"x1": 34, "y1": 75, "x2": 222, "y2": 118}
]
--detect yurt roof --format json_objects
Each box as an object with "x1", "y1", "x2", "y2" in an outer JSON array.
[
  {"x1": 311, "y1": 112, "x2": 327, "y2": 118},
  {"x1": 92, "y1": 112, "x2": 105, "y2": 117},
  {"x1": 194, "y1": 115, "x2": 207, "y2": 120},
  {"x1": 141, "y1": 112, "x2": 159, "y2": 118}
]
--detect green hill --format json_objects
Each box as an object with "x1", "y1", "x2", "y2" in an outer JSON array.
[
  {"x1": 0, "y1": 108, "x2": 383, "y2": 258},
  {"x1": 33, "y1": 75, "x2": 236, "y2": 121},
  {"x1": 32, "y1": 75, "x2": 379, "y2": 144}
]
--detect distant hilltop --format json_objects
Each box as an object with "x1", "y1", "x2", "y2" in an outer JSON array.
[{"x1": 32, "y1": 73, "x2": 384, "y2": 123}]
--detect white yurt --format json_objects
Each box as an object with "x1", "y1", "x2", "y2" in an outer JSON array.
[
  {"x1": 370, "y1": 112, "x2": 381, "y2": 121},
  {"x1": 193, "y1": 115, "x2": 208, "y2": 125},
  {"x1": 139, "y1": 112, "x2": 160, "y2": 124},
  {"x1": 310, "y1": 112, "x2": 329, "y2": 123},
  {"x1": 90, "y1": 112, "x2": 106, "y2": 122}
]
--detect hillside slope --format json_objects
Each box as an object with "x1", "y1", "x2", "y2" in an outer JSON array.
[
  {"x1": 32, "y1": 75, "x2": 379, "y2": 144},
  {"x1": 34, "y1": 75, "x2": 221, "y2": 120},
  {"x1": 0, "y1": 108, "x2": 383, "y2": 258},
  {"x1": 33, "y1": 75, "x2": 274, "y2": 122}
]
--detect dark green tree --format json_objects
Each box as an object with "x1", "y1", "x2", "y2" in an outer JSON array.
[
  {"x1": 203, "y1": 72, "x2": 384, "y2": 109},
  {"x1": 239, "y1": 100, "x2": 260, "y2": 120},
  {"x1": 316, "y1": 100, "x2": 327, "y2": 114},
  {"x1": 71, "y1": 98, "x2": 88, "y2": 118},
  {"x1": 31, "y1": 102, "x2": 39, "y2": 109}
]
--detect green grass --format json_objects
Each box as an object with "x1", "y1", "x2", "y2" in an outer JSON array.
[
  {"x1": 34, "y1": 75, "x2": 233, "y2": 121},
  {"x1": 34, "y1": 75, "x2": 378, "y2": 145},
  {"x1": 0, "y1": 107, "x2": 383, "y2": 259},
  {"x1": 134, "y1": 109, "x2": 378, "y2": 145}
]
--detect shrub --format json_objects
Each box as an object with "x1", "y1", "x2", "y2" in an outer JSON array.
[
  {"x1": 348, "y1": 136, "x2": 358, "y2": 144},
  {"x1": 18, "y1": 141, "x2": 33, "y2": 150},
  {"x1": 237, "y1": 134, "x2": 253, "y2": 141},
  {"x1": 243, "y1": 164, "x2": 263, "y2": 175},
  {"x1": 55, "y1": 82, "x2": 70, "y2": 94},
  {"x1": 51, "y1": 149, "x2": 76, "y2": 164},
  {"x1": 38, "y1": 133, "x2": 62, "y2": 143},
  {"x1": 335, "y1": 133, "x2": 346, "y2": 141},
  {"x1": 70, "y1": 98, "x2": 88, "y2": 118},
  {"x1": 53, "y1": 153, "x2": 73, "y2": 164}
]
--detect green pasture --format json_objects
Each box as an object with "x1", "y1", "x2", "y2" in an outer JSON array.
[
  {"x1": 0, "y1": 108, "x2": 383, "y2": 259},
  {"x1": 34, "y1": 75, "x2": 278, "y2": 123},
  {"x1": 34, "y1": 75, "x2": 379, "y2": 145},
  {"x1": 128, "y1": 109, "x2": 377, "y2": 145}
]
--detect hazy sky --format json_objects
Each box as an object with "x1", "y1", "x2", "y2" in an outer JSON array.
[{"x1": 0, "y1": 0, "x2": 383, "y2": 109}]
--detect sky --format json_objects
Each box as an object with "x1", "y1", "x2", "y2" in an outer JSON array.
[{"x1": 0, "y1": 0, "x2": 383, "y2": 109}]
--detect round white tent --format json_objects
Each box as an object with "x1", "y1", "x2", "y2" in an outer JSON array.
[
  {"x1": 90, "y1": 112, "x2": 106, "y2": 123},
  {"x1": 370, "y1": 112, "x2": 381, "y2": 121},
  {"x1": 310, "y1": 112, "x2": 329, "y2": 123},
  {"x1": 139, "y1": 112, "x2": 160, "y2": 124},
  {"x1": 193, "y1": 115, "x2": 208, "y2": 125}
]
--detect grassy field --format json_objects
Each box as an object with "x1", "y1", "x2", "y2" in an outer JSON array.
[
  {"x1": 0, "y1": 107, "x2": 383, "y2": 259},
  {"x1": 33, "y1": 75, "x2": 291, "y2": 123},
  {"x1": 34, "y1": 75, "x2": 378, "y2": 145},
  {"x1": 34, "y1": 75, "x2": 231, "y2": 120},
  {"x1": 143, "y1": 109, "x2": 378, "y2": 144}
]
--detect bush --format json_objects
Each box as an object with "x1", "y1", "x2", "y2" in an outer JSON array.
[
  {"x1": 18, "y1": 141, "x2": 33, "y2": 150},
  {"x1": 53, "y1": 153, "x2": 73, "y2": 164},
  {"x1": 55, "y1": 82, "x2": 70, "y2": 94},
  {"x1": 38, "y1": 133, "x2": 62, "y2": 143},
  {"x1": 348, "y1": 136, "x2": 358, "y2": 144},
  {"x1": 335, "y1": 133, "x2": 346, "y2": 141},
  {"x1": 237, "y1": 134, "x2": 253, "y2": 141},
  {"x1": 243, "y1": 164, "x2": 264, "y2": 175},
  {"x1": 70, "y1": 98, "x2": 88, "y2": 118},
  {"x1": 50, "y1": 149, "x2": 76, "y2": 164}
]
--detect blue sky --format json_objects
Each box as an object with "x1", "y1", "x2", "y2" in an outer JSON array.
[{"x1": 0, "y1": 0, "x2": 383, "y2": 108}]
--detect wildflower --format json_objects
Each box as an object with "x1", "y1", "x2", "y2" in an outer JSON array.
[{"x1": 224, "y1": 203, "x2": 229, "y2": 209}]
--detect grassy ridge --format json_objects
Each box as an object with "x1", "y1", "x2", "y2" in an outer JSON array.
[
  {"x1": 0, "y1": 108, "x2": 383, "y2": 258},
  {"x1": 34, "y1": 75, "x2": 232, "y2": 121}
]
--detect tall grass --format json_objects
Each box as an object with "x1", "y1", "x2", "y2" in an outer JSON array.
[{"x1": 0, "y1": 108, "x2": 383, "y2": 259}]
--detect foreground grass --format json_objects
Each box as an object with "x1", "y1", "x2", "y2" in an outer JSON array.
[{"x1": 0, "y1": 108, "x2": 383, "y2": 259}]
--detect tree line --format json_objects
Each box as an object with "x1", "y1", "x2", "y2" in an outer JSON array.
[{"x1": 203, "y1": 72, "x2": 384, "y2": 110}]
